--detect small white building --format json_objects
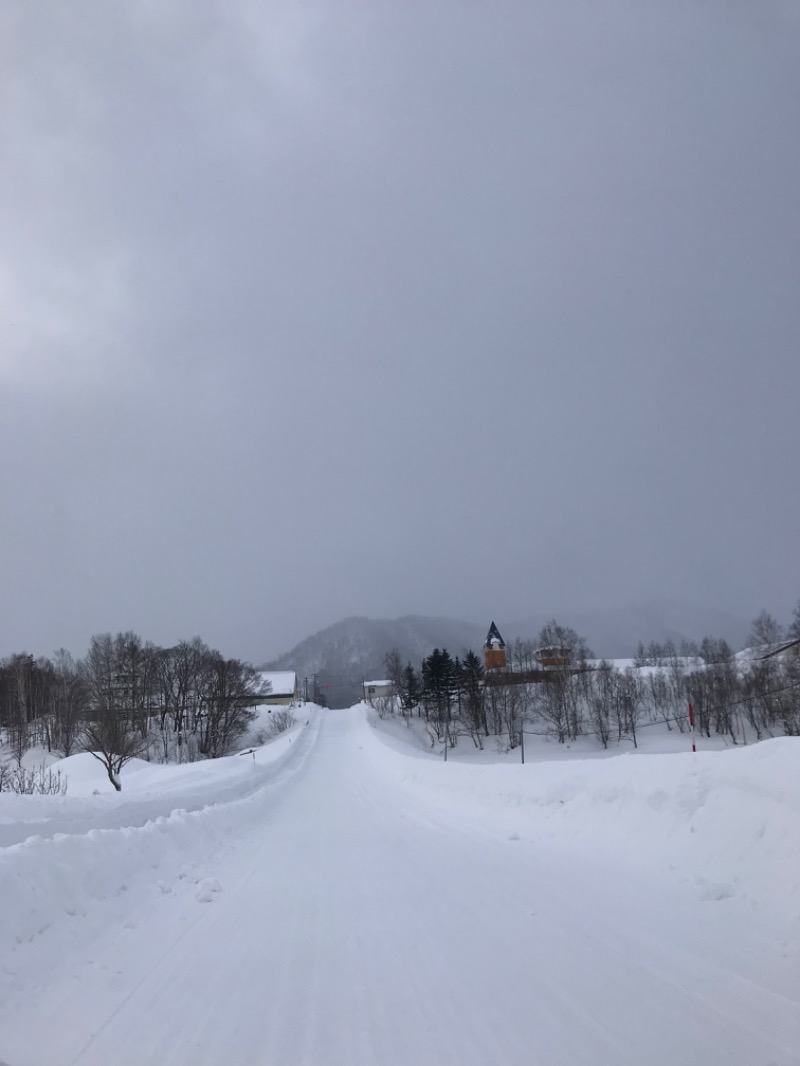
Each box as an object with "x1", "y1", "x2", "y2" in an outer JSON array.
[
  {"x1": 363, "y1": 679, "x2": 394, "y2": 705},
  {"x1": 257, "y1": 671, "x2": 298, "y2": 706}
]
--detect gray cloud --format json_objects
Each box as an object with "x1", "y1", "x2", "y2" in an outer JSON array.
[{"x1": 2, "y1": 1, "x2": 799, "y2": 662}]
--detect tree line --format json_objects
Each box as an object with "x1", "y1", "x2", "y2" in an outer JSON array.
[
  {"x1": 378, "y1": 609, "x2": 800, "y2": 752},
  {"x1": 0, "y1": 632, "x2": 267, "y2": 790}
]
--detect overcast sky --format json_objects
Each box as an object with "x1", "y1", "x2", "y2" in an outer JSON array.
[{"x1": 2, "y1": 1, "x2": 799, "y2": 664}]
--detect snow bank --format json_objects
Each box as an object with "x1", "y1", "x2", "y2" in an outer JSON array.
[
  {"x1": 361, "y1": 709, "x2": 800, "y2": 918},
  {"x1": 0, "y1": 711, "x2": 320, "y2": 965},
  {"x1": 0, "y1": 709, "x2": 316, "y2": 848}
]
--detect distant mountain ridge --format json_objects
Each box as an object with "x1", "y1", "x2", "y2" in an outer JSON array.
[
  {"x1": 262, "y1": 615, "x2": 485, "y2": 707},
  {"x1": 262, "y1": 603, "x2": 751, "y2": 708}
]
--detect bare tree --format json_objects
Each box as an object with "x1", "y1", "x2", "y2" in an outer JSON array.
[
  {"x1": 112, "y1": 631, "x2": 159, "y2": 740},
  {"x1": 155, "y1": 638, "x2": 207, "y2": 761},
  {"x1": 644, "y1": 669, "x2": 673, "y2": 731},
  {"x1": 748, "y1": 609, "x2": 784, "y2": 649},
  {"x1": 383, "y1": 648, "x2": 405, "y2": 713},
  {"x1": 80, "y1": 633, "x2": 149, "y2": 790},
  {"x1": 8, "y1": 653, "x2": 35, "y2": 765},
  {"x1": 483, "y1": 677, "x2": 525, "y2": 749},
  {"x1": 509, "y1": 638, "x2": 537, "y2": 672},
  {"x1": 535, "y1": 674, "x2": 571, "y2": 743},
  {"x1": 617, "y1": 669, "x2": 645, "y2": 748},
  {"x1": 196, "y1": 653, "x2": 263, "y2": 758},
  {"x1": 589, "y1": 663, "x2": 614, "y2": 748},
  {"x1": 81, "y1": 709, "x2": 147, "y2": 791},
  {"x1": 51, "y1": 649, "x2": 86, "y2": 757},
  {"x1": 536, "y1": 620, "x2": 594, "y2": 663}
]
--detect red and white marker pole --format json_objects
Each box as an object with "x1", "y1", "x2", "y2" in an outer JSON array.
[{"x1": 688, "y1": 701, "x2": 696, "y2": 753}]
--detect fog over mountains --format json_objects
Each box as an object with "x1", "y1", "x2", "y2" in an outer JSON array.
[{"x1": 263, "y1": 602, "x2": 751, "y2": 708}]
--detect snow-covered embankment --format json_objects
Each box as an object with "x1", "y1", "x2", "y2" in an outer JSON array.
[
  {"x1": 0, "y1": 711, "x2": 320, "y2": 961},
  {"x1": 360, "y1": 708, "x2": 800, "y2": 919}
]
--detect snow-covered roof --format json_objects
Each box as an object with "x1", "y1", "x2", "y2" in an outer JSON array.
[
  {"x1": 736, "y1": 642, "x2": 791, "y2": 662},
  {"x1": 758, "y1": 637, "x2": 800, "y2": 660},
  {"x1": 363, "y1": 679, "x2": 392, "y2": 688},
  {"x1": 259, "y1": 671, "x2": 296, "y2": 697}
]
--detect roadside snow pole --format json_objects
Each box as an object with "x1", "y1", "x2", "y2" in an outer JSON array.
[
  {"x1": 688, "y1": 701, "x2": 696, "y2": 753},
  {"x1": 520, "y1": 726, "x2": 525, "y2": 764}
]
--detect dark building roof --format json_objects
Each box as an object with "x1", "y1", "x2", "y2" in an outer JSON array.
[{"x1": 484, "y1": 621, "x2": 506, "y2": 648}]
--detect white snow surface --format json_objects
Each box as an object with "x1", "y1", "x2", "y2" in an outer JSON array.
[
  {"x1": 258, "y1": 670, "x2": 296, "y2": 697},
  {"x1": 0, "y1": 706, "x2": 798, "y2": 1065}
]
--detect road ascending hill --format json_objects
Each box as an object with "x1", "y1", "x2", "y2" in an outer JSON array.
[{"x1": 0, "y1": 708, "x2": 797, "y2": 1066}]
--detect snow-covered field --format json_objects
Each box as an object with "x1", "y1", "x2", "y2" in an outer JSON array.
[{"x1": 1, "y1": 706, "x2": 798, "y2": 1065}]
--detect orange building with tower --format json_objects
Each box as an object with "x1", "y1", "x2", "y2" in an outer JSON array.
[
  {"x1": 483, "y1": 621, "x2": 507, "y2": 672},
  {"x1": 482, "y1": 621, "x2": 579, "y2": 685}
]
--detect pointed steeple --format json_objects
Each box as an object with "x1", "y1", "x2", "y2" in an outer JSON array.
[{"x1": 484, "y1": 621, "x2": 505, "y2": 649}]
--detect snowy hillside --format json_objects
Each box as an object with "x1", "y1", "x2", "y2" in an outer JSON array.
[
  {"x1": 0, "y1": 707, "x2": 797, "y2": 1065},
  {"x1": 262, "y1": 614, "x2": 487, "y2": 706}
]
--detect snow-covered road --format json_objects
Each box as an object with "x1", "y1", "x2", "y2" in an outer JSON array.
[{"x1": 1, "y1": 708, "x2": 797, "y2": 1066}]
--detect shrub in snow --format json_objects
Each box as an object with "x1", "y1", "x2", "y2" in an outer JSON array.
[
  {"x1": 263, "y1": 709, "x2": 296, "y2": 740},
  {"x1": 0, "y1": 761, "x2": 67, "y2": 795}
]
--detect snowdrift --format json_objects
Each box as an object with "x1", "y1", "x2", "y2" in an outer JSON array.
[
  {"x1": 0, "y1": 712, "x2": 319, "y2": 963},
  {"x1": 360, "y1": 709, "x2": 800, "y2": 918}
]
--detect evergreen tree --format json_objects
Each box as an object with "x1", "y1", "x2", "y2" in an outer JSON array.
[
  {"x1": 421, "y1": 649, "x2": 456, "y2": 735},
  {"x1": 460, "y1": 651, "x2": 486, "y2": 740},
  {"x1": 399, "y1": 663, "x2": 421, "y2": 717}
]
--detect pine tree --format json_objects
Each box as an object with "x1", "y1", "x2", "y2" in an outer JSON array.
[
  {"x1": 421, "y1": 649, "x2": 456, "y2": 734},
  {"x1": 461, "y1": 650, "x2": 486, "y2": 740},
  {"x1": 399, "y1": 663, "x2": 421, "y2": 717}
]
